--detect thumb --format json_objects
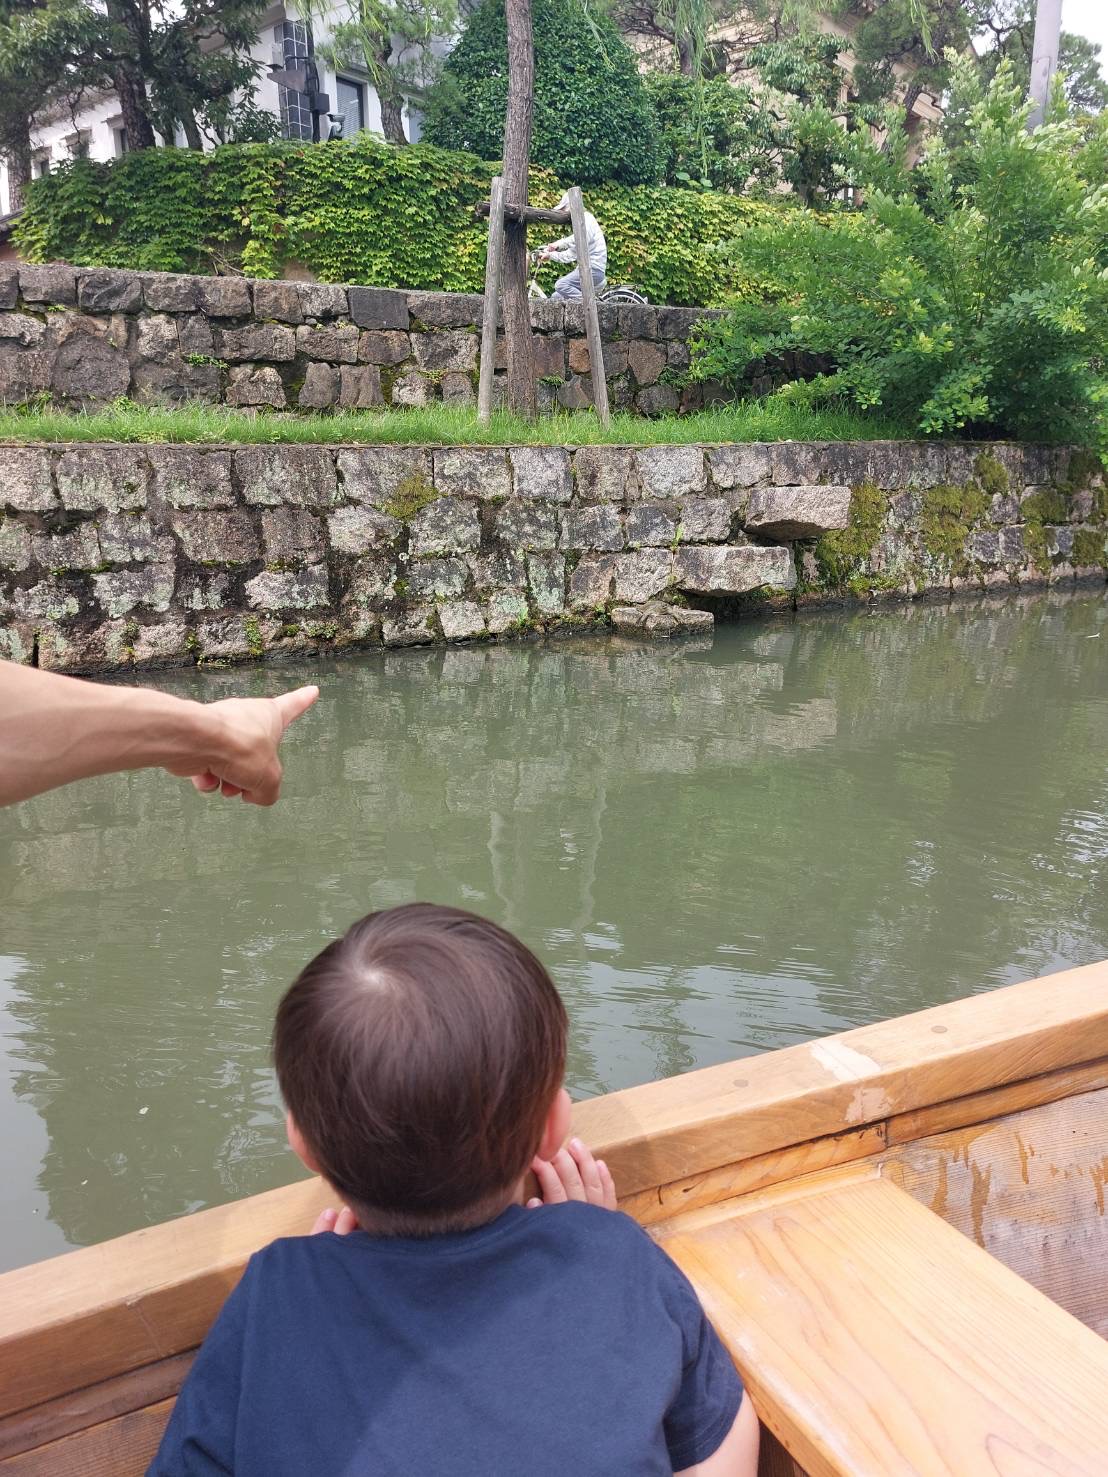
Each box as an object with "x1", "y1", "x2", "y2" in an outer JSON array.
[{"x1": 272, "y1": 685, "x2": 320, "y2": 735}]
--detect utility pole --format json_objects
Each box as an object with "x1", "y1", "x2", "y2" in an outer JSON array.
[{"x1": 1027, "y1": 0, "x2": 1062, "y2": 130}]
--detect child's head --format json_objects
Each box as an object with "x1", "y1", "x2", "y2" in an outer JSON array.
[{"x1": 274, "y1": 903, "x2": 570, "y2": 1234}]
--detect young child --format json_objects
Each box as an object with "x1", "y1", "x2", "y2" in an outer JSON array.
[{"x1": 151, "y1": 903, "x2": 758, "y2": 1475}]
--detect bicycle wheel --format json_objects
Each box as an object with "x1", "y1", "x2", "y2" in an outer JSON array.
[{"x1": 599, "y1": 287, "x2": 649, "y2": 306}]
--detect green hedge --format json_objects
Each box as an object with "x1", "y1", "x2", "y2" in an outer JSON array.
[
  {"x1": 423, "y1": 0, "x2": 661, "y2": 186},
  {"x1": 14, "y1": 137, "x2": 786, "y2": 307}
]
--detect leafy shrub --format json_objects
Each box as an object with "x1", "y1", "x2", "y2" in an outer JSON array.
[
  {"x1": 692, "y1": 61, "x2": 1108, "y2": 444},
  {"x1": 747, "y1": 36, "x2": 908, "y2": 206},
  {"x1": 644, "y1": 74, "x2": 778, "y2": 194},
  {"x1": 422, "y1": 0, "x2": 661, "y2": 186},
  {"x1": 15, "y1": 136, "x2": 784, "y2": 305}
]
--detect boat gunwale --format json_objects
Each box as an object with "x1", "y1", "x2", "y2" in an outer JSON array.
[{"x1": 2, "y1": 958, "x2": 1108, "y2": 1423}]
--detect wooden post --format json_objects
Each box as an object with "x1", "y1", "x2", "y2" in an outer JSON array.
[
  {"x1": 501, "y1": 0, "x2": 537, "y2": 416},
  {"x1": 567, "y1": 186, "x2": 610, "y2": 426},
  {"x1": 477, "y1": 175, "x2": 505, "y2": 425}
]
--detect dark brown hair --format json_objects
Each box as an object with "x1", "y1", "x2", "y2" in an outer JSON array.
[{"x1": 273, "y1": 903, "x2": 568, "y2": 1233}]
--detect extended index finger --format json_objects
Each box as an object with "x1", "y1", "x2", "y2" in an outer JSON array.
[{"x1": 272, "y1": 685, "x2": 320, "y2": 736}]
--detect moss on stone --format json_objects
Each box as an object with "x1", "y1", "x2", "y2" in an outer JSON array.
[
  {"x1": 813, "y1": 481, "x2": 887, "y2": 587},
  {"x1": 1022, "y1": 520, "x2": 1051, "y2": 575},
  {"x1": 1022, "y1": 488, "x2": 1069, "y2": 524},
  {"x1": 973, "y1": 453, "x2": 1008, "y2": 499},
  {"x1": 920, "y1": 482, "x2": 990, "y2": 562},
  {"x1": 1073, "y1": 529, "x2": 1108, "y2": 567},
  {"x1": 1065, "y1": 447, "x2": 1103, "y2": 490},
  {"x1": 383, "y1": 471, "x2": 435, "y2": 523},
  {"x1": 244, "y1": 615, "x2": 264, "y2": 658},
  {"x1": 846, "y1": 571, "x2": 902, "y2": 598}
]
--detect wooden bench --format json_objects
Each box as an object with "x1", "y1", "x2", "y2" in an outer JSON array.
[{"x1": 662, "y1": 1170, "x2": 1108, "y2": 1476}]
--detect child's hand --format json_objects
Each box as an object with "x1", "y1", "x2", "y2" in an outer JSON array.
[
  {"x1": 528, "y1": 1137, "x2": 617, "y2": 1210},
  {"x1": 310, "y1": 1205, "x2": 359, "y2": 1235}
]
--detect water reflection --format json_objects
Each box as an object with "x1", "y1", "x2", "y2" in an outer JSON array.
[{"x1": 1, "y1": 589, "x2": 1107, "y2": 1269}]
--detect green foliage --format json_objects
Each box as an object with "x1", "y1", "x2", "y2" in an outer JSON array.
[
  {"x1": 15, "y1": 136, "x2": 785, "y2": 306},
  {"x1": 0, "y1": 0, "x2": 267, "y2": 155},
  {"x1": 422, "y1": 0, "x2": 661, "y2": 185},
  {"x1": 692, "y1": 62, "x2": 1108, "y2": 445},
  {"x1": 645, "y1": 73, "x2": 778, "y2": 193},
  {"x1": 746, "y1": 35, "x2": 909, "y2": 206}
]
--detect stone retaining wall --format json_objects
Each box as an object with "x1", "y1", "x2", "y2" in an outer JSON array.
[
  {"x1": 0, "y1": 439, "x2": 1104, "y2": 672},
  {"x1": 0, "y1": 263, "x2": 736, "y2": 416}
]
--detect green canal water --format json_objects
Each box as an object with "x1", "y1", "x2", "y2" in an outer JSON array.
[{"x1": 2, "y1": 590, "x2": 1108, "y2": 1272}]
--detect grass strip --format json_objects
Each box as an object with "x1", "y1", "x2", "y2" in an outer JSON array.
[{"x1": 0, "y1": 398, "x2": 917, "y2": 447}]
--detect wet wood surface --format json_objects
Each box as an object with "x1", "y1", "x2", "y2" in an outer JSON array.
[{"x1": 882, "y1": 1083, "x2": 1108, "y2": 1336}]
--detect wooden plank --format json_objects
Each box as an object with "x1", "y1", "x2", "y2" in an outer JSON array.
[
  {"x1": 0, "y1": 1353, "x2": 193, "y2": 1460},
  {"x1": 885, "y1": 1056, "x2": 1108, "y2": 1145},
  {"x1": 476, "y1": 173, "x2": 505, "y2": 424},
  {"x1": 666, "y1": 1175, "x2": 1108, "y2": 1477},
  {"x1": 567, "y1": 185, "x2": 610, "y2": 425},
  {"x1": 881, "y1": 1085, "x2": 1108, "y2": 1337},
  {"x1": 573, "y1": 959, "x2": 1108, "y2": 1203},
  {"x1": 622, "y1": 1123, "x2": 887, "y2": 1227},
  {"x1": 0, "y1": 1398, "x2": 174, "y2": 1476}
]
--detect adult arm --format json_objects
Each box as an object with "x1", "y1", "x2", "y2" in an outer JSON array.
[
  {"x1": 0, "y1": 660, "x2": 318, "y2": 807},
  {"x1": 540, "y1": 234, "x2": 577, "y2": 264}
]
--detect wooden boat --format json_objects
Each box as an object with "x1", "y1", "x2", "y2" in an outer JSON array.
[{"x1": 2, "y1": 960, "x2": 1108, "y2": 1475}]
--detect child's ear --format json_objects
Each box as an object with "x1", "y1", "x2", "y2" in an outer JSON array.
[
  {"x1": 536, "y1": 1086, "x2": 572, "y2": 1161},
  {"x1": 286, "y1": 1112, "x2": 323, "y2": 1175}
]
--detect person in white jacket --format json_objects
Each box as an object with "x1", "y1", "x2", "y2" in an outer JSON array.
[{"x1": 538, "y1": 192, "x2": 607, "y2": 302}]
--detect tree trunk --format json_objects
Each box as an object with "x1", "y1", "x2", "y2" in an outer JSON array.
[
  {"x1": 4, "y1": 118, "x2": 33, "y2": 213},
  {"x1": 372, "y1": 41, "x2": 409, "y2": 145},
  {"x1": 181, "y1": 110, "x2": 204, "y2": 150},
  {"x1": 113, "y1": 66, "x2": 158, "y2": 150},
  {"x1": 502, "y1": 0, "x2": 536, "y2": 416}
]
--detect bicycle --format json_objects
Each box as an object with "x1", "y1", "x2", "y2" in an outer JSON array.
[{"x1": 528, "y1": 251, "x2": 648, "y2": 307}]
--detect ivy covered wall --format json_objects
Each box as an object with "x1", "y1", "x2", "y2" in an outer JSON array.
[{"x1": 13, "y1": 138, "x2": 784, "y2": 309}]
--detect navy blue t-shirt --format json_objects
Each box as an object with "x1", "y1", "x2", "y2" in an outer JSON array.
[{"x1": 151, "y1": 1202, "x2": 744, "y2": 1476}]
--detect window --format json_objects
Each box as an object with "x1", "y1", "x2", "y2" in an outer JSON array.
[
  {"x1": 66, "y1": 131, "x2": 91, "y2": 160},
  {"x1": 31, "y1": 151, "x2": 51, "y2": 178},
  {"x1": 276, "y1": 20, "x2": 315, "y2": 142},
  {"x1": 113, "y1": 126, "x2": 129, "y2": 157},
  {"x1": 335, "y1": 77, "x2": 365, "y2": 137}
]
